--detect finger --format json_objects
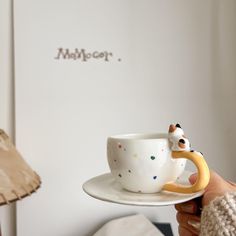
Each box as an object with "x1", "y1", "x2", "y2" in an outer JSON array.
[
  {"x1": 189, "y1": 173, "x2": 197, "y2": 184},
  {"x1": 207, "y1": 170, "x2": 236, "y2": 192},
  {"x1": 179, "y1": 226, "x2": 198, "y2": 236},
  {"x1": 189, "y1": 170, "x2": 222, "y2": 188},
  {"x1": 202, "y1": 171, "x2": 236, "y2": 205},
  {"x1": 177, "y1": 212, "x2": 200, "y2": 235},
  {"x1": 227, "y1": 180, "x2": 236, "y2": 187},
  {"x1": 205, "y1": 170, "x2": 229, "y2": 190},
  {"x1": 176, "y1": 212, "x2": 200, "y2": 224},
  {"x1": 175, "y1": 200, "x2": 198, "y2": 214}
]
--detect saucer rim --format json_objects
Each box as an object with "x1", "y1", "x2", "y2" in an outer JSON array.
[{"x1": 82, "y1": 171, "x2": 204, "y2": 206}]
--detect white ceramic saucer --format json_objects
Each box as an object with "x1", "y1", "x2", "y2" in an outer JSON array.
[{"x1": 83, "y1": 170, "x2": 204, "y2": 206}]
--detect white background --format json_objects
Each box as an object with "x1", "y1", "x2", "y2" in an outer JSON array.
[
  {"x1": 0, "y1": 0, "x2": 16, "y2": 235},
  {"x1": 0, "y1": 0, "x2": 235, "y2": 235}
]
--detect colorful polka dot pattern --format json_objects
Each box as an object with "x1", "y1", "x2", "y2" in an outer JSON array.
[
  {"x1": 114, "y1": 142, "x2": 164, "y2": 181},
  {"x1": 150, "y1": 156, "x2": 156, "y2": 160}
]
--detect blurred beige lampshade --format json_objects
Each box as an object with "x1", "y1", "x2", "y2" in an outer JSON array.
[{"x1": 0, "y1": 129, "x2": 41, "y2": 205}]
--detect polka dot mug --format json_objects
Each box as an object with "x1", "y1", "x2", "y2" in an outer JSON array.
[{"x1": 107, "y1": 133, "x2": 210, "y2": 194}]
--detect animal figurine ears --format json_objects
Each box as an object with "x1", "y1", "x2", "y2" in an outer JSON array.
[
  {"x1": 175, "y1": 123, "x2": 181, "y2": 128},
  {"x1": 168, "y1": 123, "x2": 182, "y2": 132},
  {"x1": 168, "y1": 123, "x2": 190, "y2": 151}
]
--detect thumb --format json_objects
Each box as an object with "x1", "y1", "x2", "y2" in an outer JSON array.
[
  {"x1": 188, "y1": 171, "x2": 227, "y2": 187},
  {"x1": 206, "y1": 171, "x2": 230, "y2": 189},
  {"x1": 189, "y1": 173, "x2": 197, "y2": 184}
]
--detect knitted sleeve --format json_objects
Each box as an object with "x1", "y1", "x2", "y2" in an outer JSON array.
[{"x1": 200, "y1": 192, "x2": 236, "y2": 236}]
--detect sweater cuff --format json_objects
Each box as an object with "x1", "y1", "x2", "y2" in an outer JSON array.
[{"x1": 200, "y1": 192, "x2": 236, "y2": 236}]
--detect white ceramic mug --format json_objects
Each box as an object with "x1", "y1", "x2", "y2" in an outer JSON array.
[{"x1": 107, "y1": 133, "x2": 210, "y2": 194}]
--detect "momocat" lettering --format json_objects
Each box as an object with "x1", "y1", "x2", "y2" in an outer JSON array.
[{"x1": 54, "y1": 48, "x2": 113, "y2": 62}]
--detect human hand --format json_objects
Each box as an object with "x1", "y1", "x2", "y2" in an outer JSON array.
[{"x1": 175, "y1": 171, "x2": 236, "y2": 235}]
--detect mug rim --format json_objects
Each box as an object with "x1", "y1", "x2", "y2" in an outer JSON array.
[{"x1": 108, "y1": 133, "x2": 168, "y2": 140}]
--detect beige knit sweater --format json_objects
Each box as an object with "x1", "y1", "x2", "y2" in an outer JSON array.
[{"x1": 200, "y1": 192, "x2": 236, "y2": 236}]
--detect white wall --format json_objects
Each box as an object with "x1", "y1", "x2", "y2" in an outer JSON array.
[
  {"x1": 211, "y1": 0, "x2": 236, "y2": 177},
  {"x1": 0, "y1": 0, "x2": 234, "y2": 236},
  {"x1": 0, "y1": 0, "x2": 16, "y2": 235}
]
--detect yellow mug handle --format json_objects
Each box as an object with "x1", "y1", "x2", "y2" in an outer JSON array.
[{"x1": 163, "y1": 151, "x2": 210, "y2": 194}]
